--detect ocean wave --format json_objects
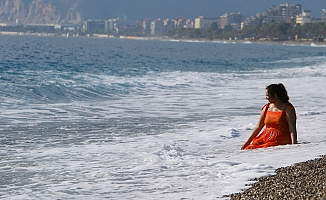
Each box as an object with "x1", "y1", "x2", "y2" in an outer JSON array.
[
  {"x1": 299, "y1": 111, "x2": 326, "y2": 116},
  {"x1": 0, "y1": 68, "x2": 324, "y2": 122}
]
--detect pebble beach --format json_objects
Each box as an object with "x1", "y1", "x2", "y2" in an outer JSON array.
[{"x1": 225, "y1": 155, "x2": 326, "y2": 199}]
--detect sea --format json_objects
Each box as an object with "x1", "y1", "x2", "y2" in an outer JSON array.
[{"x1": 0, "y1": 35, "x2": 326, "y2": 200}]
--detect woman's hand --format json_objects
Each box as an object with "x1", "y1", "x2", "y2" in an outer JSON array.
[
  {"x1": 241, "y1": 108, "x2": 266, "y2": 150},
  {"x1": 241, "y1": 141, "x2": 250, "y2": 150}
]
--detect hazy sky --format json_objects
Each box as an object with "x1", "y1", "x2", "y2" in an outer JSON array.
[{"x1": 83, "y1": 0, "x2": 326, "y2": 20}]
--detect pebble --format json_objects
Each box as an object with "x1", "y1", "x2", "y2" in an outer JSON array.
[{"x1": 224, "y1": 155, "x2": 326, "y2": 200}]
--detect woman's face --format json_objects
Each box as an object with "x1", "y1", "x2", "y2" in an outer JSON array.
[{"x1": 265, "y1": 90, "x2": 276, "y2": 103}]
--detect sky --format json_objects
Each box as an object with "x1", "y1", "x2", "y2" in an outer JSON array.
[{"x1": 82, "y1": 0, "x2": 326, "y2": 20}]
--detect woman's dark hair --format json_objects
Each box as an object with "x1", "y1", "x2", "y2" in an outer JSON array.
[{"x1": 266, "y1": 83, "x2": 289, "y2": 103}]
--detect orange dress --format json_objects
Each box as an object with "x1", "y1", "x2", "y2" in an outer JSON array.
[{"x1": 245, "y1": 103, "x2": 293, "y2": 150}]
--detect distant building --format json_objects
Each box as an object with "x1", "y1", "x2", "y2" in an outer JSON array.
[
  {"x1": 174, "y1": 17, "x2": 192, "y2": 28},
  {"x1": 296, "y1": 10, "x2": 312, "y2": 25},
  {"x1": 16, "y1": 19, "x2": 24, "y2": 25},
  {"x1": 150, "y1": 18, "x2": 164, "y2": 36},
  {"x1": 296, "y1": 9, "x2": 324, "y2": 25},
  {"x1": 243, "y1": 3, "x2": 302, "y2": 27},
  {"x1": 229, "y1": 23, "x2": 240, "y2": 30},
  {"x1": 220, "y1": 12, "x2": 242, "y2": 29},
  {"x1": 104, "y1": 18, "x2": 138, "y2": 34},
  {"x1": 242, "y1": 14, "x2": 263, "y2": 27},
  {"x1": 194, "y1": 16, "x2": 219, "y2": 29},
  {"x1": 164, "y1": 18, "x2": 175, "y2": 33},
  {"x1": 54, "y1": 24, "x2": 62, "y2": 30},
  {"x1": 114, "y1": 18, "x2": 138, "y2": 34},
  {"x1": 106, "y1": 19, "x2": 116, "y2": 32},
  {"x1": 61, "y1": 24, "x2": 81, "y2": 32},
  {"x1": 83, "y1": 20, "x2": 105, "y2": 33},
  {"x1": 25, "y1": 24, "x2": 55, "y2": 32},
  {"x1": 264, "y1": 3, "x2": 302, "y2": 24},
  {"x1": 142, "y1": 18, "x2": 151, "y2": 36},
  {"x1": 183, "y1": 19, "x2": 194, "y2": 29},
  {"x1": 322, "y1": 9, "x2": 326, "y2": 22}
]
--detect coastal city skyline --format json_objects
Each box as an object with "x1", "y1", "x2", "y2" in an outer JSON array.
[
  {"x1": 1, "y1": 1, "x2": 326, "y2": 42},
  {"x1": 53, "y1": 0, "x2": 326, "y2": 22},
  {"x1": 0, "y1": 0, "x2": 325, "y2": 24}
]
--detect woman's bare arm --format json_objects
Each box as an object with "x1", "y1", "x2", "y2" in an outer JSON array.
[
  {"x1": 241, "y1": 108, "x2": 266, "y2": 150},
  {"x1": 286, "y1": 106, "x2": 297, "y2": 144}
]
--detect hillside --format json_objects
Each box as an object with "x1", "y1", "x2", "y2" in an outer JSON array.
[{"x1": 0, "y1": 0, "x2": 82, "y2": 24}]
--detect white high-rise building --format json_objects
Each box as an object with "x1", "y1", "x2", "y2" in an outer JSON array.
[{"x1": 322, "y1": 9, "x2": 326, "y2": 22}]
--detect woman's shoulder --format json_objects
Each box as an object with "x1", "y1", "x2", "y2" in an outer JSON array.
[
  {"x1": 286, "y1": 102, "x2": 295, "y2": 111},
  {"x1": 261, "y1": 103, "x2": 270, "y2": 110},
  {"x1": 261, "y1": 103, "x2": 270, "y2": 115}
]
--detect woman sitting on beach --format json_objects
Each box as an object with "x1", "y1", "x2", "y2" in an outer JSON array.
[{"x1": 241, "y1": 83, "x2": 298, "y2": 150}]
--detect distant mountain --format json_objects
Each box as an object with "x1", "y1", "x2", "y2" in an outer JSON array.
[{"x1": 0, "y1": 0, "x2": 81, "y2": 24}]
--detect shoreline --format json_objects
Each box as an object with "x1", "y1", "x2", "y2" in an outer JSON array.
[
  {"x1": 168, "y1": 38, "x2": 326, "y2": 47},
  {"x1": 1, "y1": 31, "x2": 326, "y2": 47},
  {"x1": 224, "y1": 155, "x2": 326, "y2": 199}
]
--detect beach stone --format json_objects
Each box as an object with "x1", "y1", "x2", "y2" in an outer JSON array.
[{"x1": 224, "y1": 155, "x2": 326, "y2": 200}]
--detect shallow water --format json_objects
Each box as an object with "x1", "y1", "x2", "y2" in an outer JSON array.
[{"x1": 1, "y1": 36, "x2": 326, "y2": 199}]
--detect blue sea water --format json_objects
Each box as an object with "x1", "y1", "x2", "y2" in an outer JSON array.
[{"x1": 1, "y1": 36, "x2": 326, "y2": 199}]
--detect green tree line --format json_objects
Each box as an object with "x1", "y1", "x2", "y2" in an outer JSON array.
[{"x1": 167, "y1": 22, "x2": 326, "y2": 41}]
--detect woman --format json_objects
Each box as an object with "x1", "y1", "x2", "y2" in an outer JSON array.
[{"x1": 241, "y1": 83, "x2": 297, "y2": 150}]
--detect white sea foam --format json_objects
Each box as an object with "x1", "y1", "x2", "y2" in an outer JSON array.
[
  {"x1": 1, "y1": 39, "x2": 326, "y2": 199},
  {"x1": 1, "y1": 69, "x2": 326, "y2": 199},
  {"x1": 310, "y1": 43, "x2": 326, "y2": 48}
]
